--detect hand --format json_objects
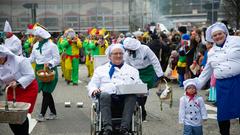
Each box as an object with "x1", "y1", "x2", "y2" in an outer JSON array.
[
  {"x1": 9, "y1": 81, "x2": 18, "y2": 89},
  {"x1": 44, "y1": 63, "x2": 49, "y2": 70},
  {"x1": 157, "y1": 75, "x2": 165, "y2": 82},
  {"x1": 68, "y1": 39, "x2": 72, "y2": 44},
  {"x1": 92, "y1": 89, "x2": 101, "y2": 97},
  {"x1": 72, "y1": 39, "x2": 77, "y2": 43}
]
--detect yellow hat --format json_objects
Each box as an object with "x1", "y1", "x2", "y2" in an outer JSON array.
[{"x1": 90, "y1": 28, "x2": 97, "y2": 36}]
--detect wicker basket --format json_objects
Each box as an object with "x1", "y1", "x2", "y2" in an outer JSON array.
[{"x1": 37, "y1": 69, "x2": 55, "y2": 83}]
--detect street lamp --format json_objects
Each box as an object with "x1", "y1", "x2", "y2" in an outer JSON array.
[
  {"x1": 23, "y1": 3, "x2": 38, "y2": 24},
  {"x1": 203, "y1": 0, "x2": 220, "y2": 24}
]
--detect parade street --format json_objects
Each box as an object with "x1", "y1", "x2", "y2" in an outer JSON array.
[{"x1": 0, "y1": 65, "x2": 239, "y2": 135}]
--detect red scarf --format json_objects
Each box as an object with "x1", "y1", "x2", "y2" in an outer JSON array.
[{"x1": 186, "y1": 91, "x2": 196, "y2": 102}]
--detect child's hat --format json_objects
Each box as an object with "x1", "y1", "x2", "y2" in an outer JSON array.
[
  {"x1": 183, "y1": 78, "x2": 201, "y2": 91},
  {"x1": 181, "y1": 34, "x2": 190, "y2": 40}
]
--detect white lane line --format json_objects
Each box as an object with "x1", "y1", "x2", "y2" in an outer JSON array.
[
  {"x1": 205, "y1": 104, "x2": 217, "y2": 112},
  {"x1": 27, "y1": 114, "x2": 37, "y2": 134},
  {"x1": 205, "y1": 104, "x2": 217, "y2": 119},
  {"x1": 208, "y1": 114, "x2": 217, "y2": 119}
]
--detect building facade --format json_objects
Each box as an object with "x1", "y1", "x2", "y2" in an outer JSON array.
[
  {"x1": 0, "y1": 0, "x2": 157, "y2": 32},
  {"x1": 0, "y1": 0, "x2": 225, "y2": 32}
]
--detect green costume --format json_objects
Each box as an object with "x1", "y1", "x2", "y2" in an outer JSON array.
[
  {"x1": 138, "y1": 65, "x2": 156, "y2": 89},
  {"x1": 23, "y1": 36, "x2": 34, "y2": 57},
  {"x1": 60, "y1": 37, "x2": 82, "y2": 84},
  {"x1": 36, "y1": 64, "x2": 58, "y2": 93},
  {"x1": 83, "y1": 39, "x2": 99, "y2": 77}
]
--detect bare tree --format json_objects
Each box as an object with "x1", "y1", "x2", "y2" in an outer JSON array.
[{"x1": 222, "y1": 0, "x2": 240, "y2": 29}]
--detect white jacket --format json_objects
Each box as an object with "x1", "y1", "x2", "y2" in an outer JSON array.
[
  {"x1": 88, "y1": 62, "x2": 143, "y2": 97},
  {"x1": 124, "y1": 45, "x2": 163, "y2": 77},
  {"x1": 197, "y1": 36, "x2": 240, "y2": 87},
  {"x1": 0, "y1": 46, "x2": 34, "y2": 89},
  {"x1": 29, "y1": 40, "x2": 60, "y2": 67},
  {"x1": 4, "y1": 35, "x2": 22, "y2": 56},
  {"x1": 179, "y1": 95, "x2": 208, "y2": 126}
]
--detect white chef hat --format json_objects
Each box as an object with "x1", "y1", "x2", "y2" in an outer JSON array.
[
  {"x1": 105, "y1": 44, "x2": 124, "y2": 56},
  {"x1": 33, "y1": 26, "x2": 51, "y2": 39},
  {"x1": 205, "y1": 22, "x2": 229, "y2": 42},
  {"x1": 123, "y1": 37, "x2": 141, "y2": 51},
  {"x1": 132, "y1": 30, "x2": 143, "y2": 37},
  {"x1": 4, "y1": 20, "x2": 12, "y2": 33},
  {"x1": 183, "y1": 78, "x2": 201, "y2": 91}
]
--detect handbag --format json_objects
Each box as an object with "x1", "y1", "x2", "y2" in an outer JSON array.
[
  {"x1": 190, "y1": 62, "x2": 200, "y2": 75},
  {"x1": 156, "y1": 79, "x2": 173, "y2": 111},
  {"x1": 164, "y1": 64, "x2": 172, "y2": 78}
]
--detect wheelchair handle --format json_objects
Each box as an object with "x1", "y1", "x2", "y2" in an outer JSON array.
[{"x1": 95, "y1": 92, "x2": 101, "y2": 99}]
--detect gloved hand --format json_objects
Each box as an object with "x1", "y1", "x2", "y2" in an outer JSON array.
[{"x1": 156, "y1": 75, "x2": 166, "y2": 82}]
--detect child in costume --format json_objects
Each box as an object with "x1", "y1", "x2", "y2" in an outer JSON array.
[{"x1": 179, "y1": 79, "x2": 208, "y2": 135}]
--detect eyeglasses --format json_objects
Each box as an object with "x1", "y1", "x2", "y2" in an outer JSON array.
[{"x1": 111, "y1": 52, "x2": 124, "y2": 56}]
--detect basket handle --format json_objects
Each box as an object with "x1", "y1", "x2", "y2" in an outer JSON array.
[
  {"x1": 5, "y1": 85, "x2": 16, "y2": 111},
  {"x1": 157, "y1": 78, "x2": 169, "y2": 90},
  {"x1": 43, "y1": 64, "x2": 48, "y2": 71}
]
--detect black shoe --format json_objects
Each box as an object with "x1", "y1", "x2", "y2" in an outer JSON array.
[
  {"x1": 66, "y1": 80, "x2": 71, "y2": 85},
  {"x1": 72, "y1": 83, "x2": 78, "y2": 86},
  {"x1": 102, "y1": 129, "x2": 112, "y2": 135},
  {"x1": 120, "y1": 127, "x2": 129, "y2": 135}
]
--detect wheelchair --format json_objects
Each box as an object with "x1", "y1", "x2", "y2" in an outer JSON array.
[{"x1": 90, "y1": 95, "x2": 143, "y2": 135}]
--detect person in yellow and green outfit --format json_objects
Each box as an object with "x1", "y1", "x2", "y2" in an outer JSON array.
[
  {"x1": 61, "y1": 28, "x2": 82, "y2": 85},
  {"x1": 23, "y1": 24, "x2": 35, "y2": 57},
  {"x1": 177, "y1": 34, "x2": 189, "y2": 87},
  {"x1": 57, "y1": 32, "x2": 67, "y2": 79},
  {"x1": 97, "y1": 28, "x2": 109, "y2": 55},
  {"x1": 83, "y1": 28, "x2": 99, "y2": 77}
]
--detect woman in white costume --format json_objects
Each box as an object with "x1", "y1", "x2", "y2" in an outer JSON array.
[
  {"x1": 184, "y1": 22, "x2": 240, "y2": 135},
  {"x1": 123, "y1": 37, "x2": 164, "y2": 121},
  {"x1": 29, "y1": 26, "x2": 60, "y2": 122},
  {"x1": 3, "y1": 20, "x2": 22, "y2": 56},
  {"x1": 0, "y1": 46, "x2": 38, "y2": 135}
]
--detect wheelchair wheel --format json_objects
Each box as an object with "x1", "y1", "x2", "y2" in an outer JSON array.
[
  {"x1": 90, "y1": 103, "x2": 97, "y2": 135},
  {"x1": 134, "y1": 106, "x2": 142, "y2": 135}
]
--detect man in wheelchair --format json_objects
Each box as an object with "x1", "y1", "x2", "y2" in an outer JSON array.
[{"x1": 88, "y1": 44, "x2": 143, "y2": 135}]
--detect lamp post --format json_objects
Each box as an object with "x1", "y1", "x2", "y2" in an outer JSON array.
[
  {"x1": 203, "y1": 0, "x2": 220, "y2": 24},
  {"x1": 212, "y1": 0, "x2": 214, "y2": 24},
  {"x1": 23, "y1": 3, "x2": 38, "y2": 24}
]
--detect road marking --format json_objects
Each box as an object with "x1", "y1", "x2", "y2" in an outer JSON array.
[
  {"x1": 205, "y1": 104, "x2": 217, "y2": 112},
  {"x1": 205, "y1": 104, "x2": 217, "y2": 119},
  {"x1": 64, "y1": 101, "x2": 71, "y2": 107},
  {"x1": 208, "y1": 114, "x2": 217, "y2": 119},
  {"x1": 27, "y1": 114, "x2": 37, "y2": 134}
]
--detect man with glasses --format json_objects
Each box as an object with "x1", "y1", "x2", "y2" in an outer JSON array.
[{"x1": 88, "y1": 44, "x2": 143, "y2": 135}]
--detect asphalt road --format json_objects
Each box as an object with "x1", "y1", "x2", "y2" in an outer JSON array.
[{"x1": 0, "y1": 64, "x2": 239, "y2": 135}]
